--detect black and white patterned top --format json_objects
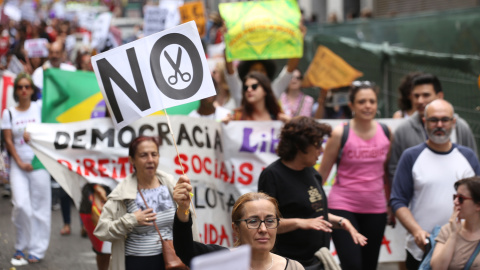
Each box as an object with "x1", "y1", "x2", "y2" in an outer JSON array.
[{"x1": 124, "y1": 185, "x2": 175, "y2": 256}]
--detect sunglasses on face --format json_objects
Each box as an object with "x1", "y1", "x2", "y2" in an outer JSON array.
[
  {"x1": 294, "y1": 76, "x2": 303, "y2": 80},
  {"x1": 16, "y1": 85, "x2": 31, "y2": 90},
  {"x1": 243, "y1": 83, "x2": 259, "y2": 92},
  {"x1": 453, "y1": 194, "x2": 473, "y2": 204}
]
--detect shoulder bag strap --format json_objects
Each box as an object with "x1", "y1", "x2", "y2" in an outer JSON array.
[
  {"x1": 464, "y1": 240, "x2": 480, "y2": 270},
  {"x1": 137, "y1": 187, "x2": 165, "y2": 242}
]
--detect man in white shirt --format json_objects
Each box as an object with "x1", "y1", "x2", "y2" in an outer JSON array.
[{"x1": 32, "y1": 41, "x2": 76, "y2": 91}]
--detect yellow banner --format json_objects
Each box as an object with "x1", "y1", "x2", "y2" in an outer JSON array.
[
  {"x1": 219, "y1": 0, "x2": 303, "y2": 61},
  {"x1": 179, "y1": 1, "x2": 206, "y2": 37},
  {"x1": 302, "y1": 45, "x2": 363, "y2": 89}
]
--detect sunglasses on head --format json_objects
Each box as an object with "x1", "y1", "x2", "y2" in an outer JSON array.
[
  {"x1": 453, "y1": 194, "x2": 473, "y2": 204},
  {"x1": 243, "y1": 83, "x2": 259, "y2": 92}
]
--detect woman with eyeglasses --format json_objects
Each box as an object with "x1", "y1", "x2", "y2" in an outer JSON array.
[
  {"x1": 430, "y1": 176, "x2": 480, "y2": 270},
  {"x1": 225, "y1": 72, "x2": 288, "y2": 122},
  {"x1": 279, "y1": 69, "x2": 314, "y2": 117},
  {"x1": 173, "y1": 181, "x2": 305, "y2": 270},
  {"x1": 2, "y1": 72, "x2": 51, "y2": 265},
  {"x1": 319, "y1": 81, "x2": 394, "y2": 270}
]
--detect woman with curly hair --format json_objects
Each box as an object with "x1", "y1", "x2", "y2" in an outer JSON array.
[
  {"x1": 3, "y1": 72, "x2": 51, "y2": 265},
  {"x1": 227, "y1": 71, "x2": 288, "y2": 122},
  {"x1": 258, "y1": 116, "x2": 366, "y2": 269}
]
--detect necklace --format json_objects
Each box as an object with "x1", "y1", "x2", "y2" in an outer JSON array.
[{"x1": 251, "y1": 255, "x2": 274, "y2": 270}]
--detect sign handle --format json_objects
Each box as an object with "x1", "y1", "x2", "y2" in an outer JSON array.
[{"x1": 163, "y1": 108, "x2": 197, "y2": 219}]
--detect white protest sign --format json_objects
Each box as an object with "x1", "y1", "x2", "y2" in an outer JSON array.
[
  {"x1": 191, "y1": 245, "x2": 250, "y2": 270},
  {"x1": 4, "y1": 4, "x2": 22, "y2": 22},
  {"x1": 24, "y1": 38, "x2": 49, "y2": 58},
  {"x1": 78, "y1": 10, "x2": 98, "y2": 31},
  {"x1": 91, "y1": 12, "x2": 112, "y2": 52},
  {"x1": 20, "y1": 1, "x2": 36, "y2": 22},
  {"x1": 143, "y1": 6, "x2": 168, "y2": 37},
  {"x1": 159, "y1": 0, "x2": 183, "y2": 29},
  {"x1": 91, "y1": 21, "x2": 216, "y2": 129}
]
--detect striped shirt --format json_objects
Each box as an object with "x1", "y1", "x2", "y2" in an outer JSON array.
[{"x1": 125, "y1": 185, "x2": 175, "y2": 256}]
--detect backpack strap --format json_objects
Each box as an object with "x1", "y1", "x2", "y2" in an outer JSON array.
[
  {"x1": 379, "y1": 122, "x2": 390, "y2": 141},
  {"x1": 336, "y1": 122, "x2": 350, "y2": 165}
]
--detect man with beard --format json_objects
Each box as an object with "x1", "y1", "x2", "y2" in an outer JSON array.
[
  {"x1": 390, "y1": 99, "x2": 480, "y2": 270},
  {"x1": 388, "y1": 73, "x2": 477, "y2": 182}
]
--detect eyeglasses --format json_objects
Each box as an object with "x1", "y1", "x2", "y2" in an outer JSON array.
[
  {"x1": 426, "y1": 117, "x2": 453, "y2": 124},
  {"x1": 294, "y1": 76, "x2": 303, "y2": 80},
  {"x1": 16, "y1": 85, "x2": 31, "y2": 90},
  {"x1": 243, "y1": 83, "x2": 259, "y2": 92},
  {"x1": 453, "y1": 194, "x2": 473, "y2": 204},
  {"x1": 236, "y1": 217, "x2": 279, "y2": 229}
]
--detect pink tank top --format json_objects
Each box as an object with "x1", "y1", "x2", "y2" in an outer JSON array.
[{"x1": 328, "y1": 122, "x2": 390, "y2": 213}]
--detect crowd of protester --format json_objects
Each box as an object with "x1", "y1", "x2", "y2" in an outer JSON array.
[{"x1": 1, "y1": 3, "x2": 480, "y2": 270}]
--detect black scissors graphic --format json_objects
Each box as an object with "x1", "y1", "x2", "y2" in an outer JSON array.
[{"x1": 164, "y1": 47, "x2": 191, "y2": 85}]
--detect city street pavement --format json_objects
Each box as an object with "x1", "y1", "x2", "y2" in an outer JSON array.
[
  {"x1": 0, "y1": 196, "x2": 95, "y2": 270},
  {"x1": 0, "y1": 195, "x2": 399, "y2": 270}
]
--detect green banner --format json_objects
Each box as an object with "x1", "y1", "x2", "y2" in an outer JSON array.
[{"x1": 219, "y1": 0, "x2": 303, "y2": 61}]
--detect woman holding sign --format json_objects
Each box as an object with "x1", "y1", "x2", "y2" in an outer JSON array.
[
  {"x1": 227, "y1": 72, "x2": 288, "y2": 122},
  {"x1": 94, "y1": 136, "x2": 199, "y2": 270},
  {"x1": 319, "y1": 81, "x2": 394, "y2": 270},
  {"x1": 173, "y1": 181, "x2": 305, "y2": 270},
  {"x1": 3, "y1": 72, "x2": 51, "y2": 265}
]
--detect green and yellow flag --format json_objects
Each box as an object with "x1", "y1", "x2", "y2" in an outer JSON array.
[{"x1": 219, "y1": 0, "x2": 303, "y2": 61}]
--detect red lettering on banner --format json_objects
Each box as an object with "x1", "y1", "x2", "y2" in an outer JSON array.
[
  {"x1": 238, "y1": 163, "x2": 253, "y2": 185},
  {"x1": 84, "y1": 158, "x2": 98, "y2": 176},
  {"x1": 382, "y1": 236, "x2": 392, "y2": 254},
  {"x1": 172, "y1": 153, "x2": 256, "y2": 185},
  {"x1": 57, "y1": 157, "x2": 133, "y2": 181},
  {"x1": 192, "y1": 155, "x2": 202, "y2": 174},
  {"x1": 204, "y1": 157, "x2": 212, "y2": 175},
  {"x1": 58, "y1": 159, "x2": 72, "y2": 170},
  {"x1": 219, "y1": 162, "x2": 229, "y2": 181},
  {"x1": 98, "y1": 159, "x2": 109, "y2": 177},
  {"x1": 201, "y1": 223, "x2": 232, "y2": 246},
  {"x1": 209, "y1": 224, "x2": 218, "y2": 243},
  {"x1": 174, "y1": 154, "x2": 189, "y2": 174}
]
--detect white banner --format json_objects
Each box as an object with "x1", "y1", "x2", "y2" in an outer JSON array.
[
  {"x1": 24, "y1": 38, "x2": 49, "y2": 58},
  {"x1": 27, "y1": 116, "x2": 407, "y2": 262},
  {"x1": 91, "y1": 21, "x2": 216, "y2": 129}
]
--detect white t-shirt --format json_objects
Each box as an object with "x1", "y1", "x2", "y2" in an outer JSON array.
[
  {"x1": 1, "y1": 101, "x2": 42, "y2": 162},
  {"x1": 188, "y1": 106, "x2": 231, "y2": 121}
]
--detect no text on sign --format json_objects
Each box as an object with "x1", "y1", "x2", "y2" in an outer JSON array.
[{"x1": 91, "y1": 21, "x2": 216, "y2": 129}]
